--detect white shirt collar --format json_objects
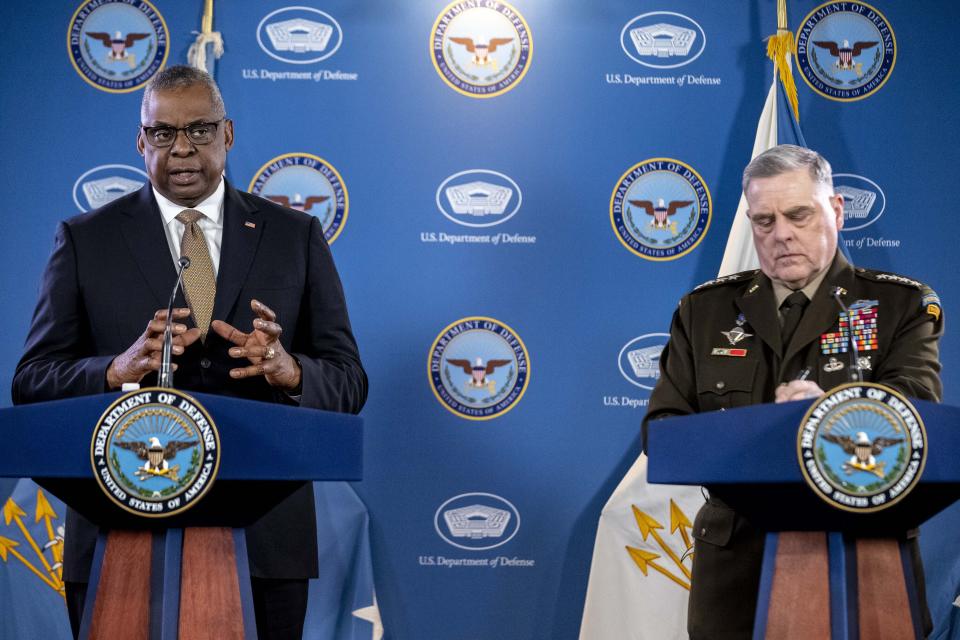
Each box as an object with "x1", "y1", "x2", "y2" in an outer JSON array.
[{"x1": 153, "y1": 179, "x2": 225, "y2": 225}]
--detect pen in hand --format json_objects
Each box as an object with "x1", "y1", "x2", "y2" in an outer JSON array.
[{"x1": 795, "y1": 367, "x2": 812, "y2": 381}]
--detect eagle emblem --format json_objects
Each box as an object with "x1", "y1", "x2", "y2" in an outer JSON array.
[
  {"x1": 85, "y1": 31, "x2": 150, "y2": 68},
  {"x1": 629, "y1": 198, "x2": 694, "y2": 232},
  {"x1": 448, "y1": 37, "x2": 514, "y2": 67},
  {"x1": 821, "y1": 430, "x2": 903, "y2": 478},
  {"x1": 266, "y1": 193, "x2": 331, "y2": 213},
  {"x1": 446, "y1": 357, "x2": 511, "y2": 394},
  {"x1": 114, "y1": 436, "x2": 198, "y2": 483},
  {"x1": 812, "y1": 40, "x2": 879, "y2": 77}
]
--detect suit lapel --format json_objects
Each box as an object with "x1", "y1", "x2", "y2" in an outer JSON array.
[
  {"x1": 213, "y1": 182, "x2": 263, "y2": 321},
  {"x1": 119, "y1": 185, "x2": 179, "y2": 309},
  {"x1": 735, "y1": 273, "x2": 781, "y2": 354},
  {"x1": 784, "y1": 252, "x2": 856, "y2": 364}
]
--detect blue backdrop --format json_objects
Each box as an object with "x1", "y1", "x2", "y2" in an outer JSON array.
[{"x1": 1, "y1": 1, "x2": 958, "y2": 638}]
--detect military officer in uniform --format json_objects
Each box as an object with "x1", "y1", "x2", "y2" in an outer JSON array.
[{"x1": 643, "y1": 144, "x2": 943, "y2": 639}]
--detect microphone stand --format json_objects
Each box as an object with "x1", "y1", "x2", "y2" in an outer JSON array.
[
  {"x1": 159, "y1": 257, "x2": 191, "y2": 388},
  {"x1": 832, "y1": 288, "x2": 862, "y2": 382}
]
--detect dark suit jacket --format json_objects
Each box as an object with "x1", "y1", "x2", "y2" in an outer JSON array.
[
  {"x1": 643, "y1": 252, "x2": 943, "y2": 639},
  {"x1": 12, "y1": 181, "x2": 367, "y2": 581}
]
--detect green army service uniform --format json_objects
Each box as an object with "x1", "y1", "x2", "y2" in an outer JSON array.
[{"x1": 643, "y1": 252, "x2": 943, "y2": 639}]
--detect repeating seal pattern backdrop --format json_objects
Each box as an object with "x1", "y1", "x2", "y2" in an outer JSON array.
[
  {"x1": 431, "y1": 0, "x2": 533, "y2": 98},
  {"x1": 795, "y1": 1, "x2": 896, "y2": 101},
  {"x1": 67, "y1": 0, "x2": 169, "y2": 93}
]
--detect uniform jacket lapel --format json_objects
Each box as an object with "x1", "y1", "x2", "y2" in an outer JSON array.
[
  {"x1": 212, "y1": 181, "x2": 263, "y2": 322},
  {"x1": 119, "y1": 185, "x2": 179, "y2": 309},
  {"x1": 735, "y1": 273, "x2": 782, "y2": 355}
]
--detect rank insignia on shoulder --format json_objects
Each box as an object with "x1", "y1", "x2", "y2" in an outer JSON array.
[
  {"x1": 692, "y1": 270, "x2": 757, "y2": 292},
  {"x1": 712, "y1": 347, "x2": 747, "y2": 357},
  {"x1": 921, "y1": 288, "x2": 942, "y2": 321},
  {"x1": 867, "y1": 272, "x2": 923, "y2": 289}
]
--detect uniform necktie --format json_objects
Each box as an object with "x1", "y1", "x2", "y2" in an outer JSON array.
[
  {"x1": 780, "y1": 290, "x2": 809, "y2": 348},
  {"x1": 176, "y1": 209, "x2": 216, "y2": 339}
]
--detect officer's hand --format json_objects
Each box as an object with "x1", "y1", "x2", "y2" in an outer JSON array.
[
  {"x1": 775, "y1": 380, "x2": 825, "y2": 403},
  {"x1": 106, "y1": 308, "x2": 202, "y2": 388},
  {"x1": 211, "y1": 299, "x2": 302, "y2": 392}
]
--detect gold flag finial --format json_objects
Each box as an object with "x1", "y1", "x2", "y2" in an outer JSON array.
[{"x1": 767, "y1": 0, "x2": 801, "y2": 122}]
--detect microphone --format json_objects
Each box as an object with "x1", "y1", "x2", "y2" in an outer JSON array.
[
  {"x1": 831, "y1": 286, "x2": 862, "y2": 382},
  {"x1": 159, "y1": 257, "x2": 191, "y2": 388}
]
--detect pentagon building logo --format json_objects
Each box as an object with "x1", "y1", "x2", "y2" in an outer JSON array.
[
  {"x1": 618, "y1": 334, "x2": 669, "y2": 389},
  {"x1": 631, "y1": 23, "x2": 695, "y2": 57},
  {"x1": 834, "y1": 173, "x2": 885, "y2": 231},
  {"x1": 444, "y1": 504, "x2": 510, "y2": 539},
  {"x1": 447, "y1": 182, "x2": 512, "y2": 216},
  {"x1": 620, "y1": 12, "x2": 706, "y2": 68},
  {"x1": 436, "y1": 170, "x2": 522, "y2": 228},
  {"x1": 73, "y1": 164, "x2": 147, "y2": 212},
  {"x1": 257, "y1": 7, "x2": 343, "y2": 64},
  {"x1": 435, "y1": 492, "x2": 521, "y2": 550}
]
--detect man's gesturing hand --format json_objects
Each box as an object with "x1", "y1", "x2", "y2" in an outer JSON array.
[
  {"x1": 211, "y1": 299, "x2": 302, "y2": 392},
  {"x1": 106, "y1": 308, "x2": 202, "y2": 389}
]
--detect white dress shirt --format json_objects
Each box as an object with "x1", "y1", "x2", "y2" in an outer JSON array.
[{"x1": 153, "y1": 179, "x2": 225, "y2": 277}]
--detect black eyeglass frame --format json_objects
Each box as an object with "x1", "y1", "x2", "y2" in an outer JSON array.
[{"x1": 139, "y1": 118, "x2": 228, "y2": 148}]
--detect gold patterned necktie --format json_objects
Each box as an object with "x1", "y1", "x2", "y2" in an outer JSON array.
[{"x1": 176, "y1": 209, "x2": 216, "y2": 340}]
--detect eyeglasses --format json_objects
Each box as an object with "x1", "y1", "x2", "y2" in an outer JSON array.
[{"x1": 140, "y1": 119, "x2": 226, "y2": 147}]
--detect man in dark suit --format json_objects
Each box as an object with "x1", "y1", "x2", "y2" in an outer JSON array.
[
  {"x1": 643, "y1": 144, "x2": 942, "y2": 639},
  {"x1": 12, "y1": 65, "x2": 367, "y2": 639}
]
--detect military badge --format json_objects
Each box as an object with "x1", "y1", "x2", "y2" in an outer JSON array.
[
  {"x1": 720, "y1": 314, "x2": 752, "y2": 346},
  {"x1": 91, "y1": 388, "x2": 220, "y2": 517},
  {"x1": 823, "y1": 357, "x2": 844, "y2": 373},
  {"x1": 798, "y1": 383, "x2": 926, "y2": 512}
]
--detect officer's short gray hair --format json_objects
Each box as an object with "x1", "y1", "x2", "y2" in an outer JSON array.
[
  {"x1": 742, "y1": 144, "x2": 833, "y2": 192},
  {"x1": 141, "y1": 65, "x2": 226, "y2": 119}
]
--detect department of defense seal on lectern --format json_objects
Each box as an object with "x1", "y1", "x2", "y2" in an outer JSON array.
[
  {"x1": 91, "y1": 388, "x2": 221, "y2": 517},
  {"x1": 797, "y1": 383, "x2": 926, "y2": 513}
]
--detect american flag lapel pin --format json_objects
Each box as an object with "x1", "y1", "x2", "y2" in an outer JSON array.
[{"x1": 244, "y1": 221, "x2": 256, "y2": 229}]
